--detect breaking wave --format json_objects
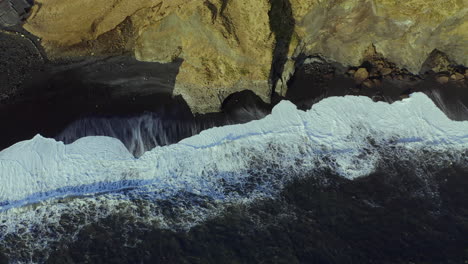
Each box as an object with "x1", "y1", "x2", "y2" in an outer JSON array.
[
  {"x1": 0, "y1": 93, "x2": 467, "y2": 262},
  {"x1": 55, "y1": 114, "x2": 220, "y2": 157}
]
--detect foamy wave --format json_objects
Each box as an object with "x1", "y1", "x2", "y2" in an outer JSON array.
[
  {"x1": 1, "y1": 93, "x2": 467, "y2": 210},
  {"x1": 1, "y1": 92, "x2": 467, "y2": 261}
]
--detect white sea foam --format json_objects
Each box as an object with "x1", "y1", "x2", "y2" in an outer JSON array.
[
  {"x1": 1, "y1": 92, "x2": 467, "y2": 262},
  {"x1": 0, "y1": 92, "x2": 467, "y2": 211}
]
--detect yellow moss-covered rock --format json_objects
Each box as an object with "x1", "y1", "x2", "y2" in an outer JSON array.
[
  {"x1": 24, "y1": 0, "x2": 190, "y2": 49},
  {"x1": 23, "y1": 0, "x2": 468, "y2": 113},
  {"x1": 24, "y1": 0, "x2": 274, "y2": 113},
  {"x1": 134, "y1": 0, "x2": 274, "y2": 113},
  {"x1": 292, "y1": 0, "x2": 468, "y2": 72}
]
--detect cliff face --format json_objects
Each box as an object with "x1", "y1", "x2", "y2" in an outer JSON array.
[
  {"x1": 134, "y1": 0, "x2": 275, "y2": 113},
  {"x1": 291, "y1": 0, "x2": 467, "y2": 73},
  {"x1": 23, "y1": 0, "x2": 468, "y2": 113}
]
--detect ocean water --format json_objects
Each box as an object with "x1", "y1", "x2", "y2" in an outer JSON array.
[{"x1": 0, "y1": 93, "x2": 467, "y2": 263}]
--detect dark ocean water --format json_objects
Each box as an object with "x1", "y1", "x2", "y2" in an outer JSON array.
[
  {"x1": 1, "y1": 22, "x2": 467, "y2": 263},
  {"x1": 1, "y1": 144, "x2": 467, "y2": 263},
  {"x1": 0, "y1": 78, "x2": 467, "y2": 263},
  {"x1": 49, "y1": 152, "x2": 468, "y2": 264}
]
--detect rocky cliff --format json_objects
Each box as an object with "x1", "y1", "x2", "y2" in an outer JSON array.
[{"x1": 22, "y1": 0, "x2": 468, "y2": 113}]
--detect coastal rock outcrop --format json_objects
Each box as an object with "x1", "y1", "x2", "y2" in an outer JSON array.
[
  {"x1": 291, "y1": 0, "x2": 467, "y2": 73},
  {"x1": 133, "y1": 0, "x2": 274, "y2": 113},
  {"x1": 21, "y1": 0, "x2": 468, "y2": 113}
]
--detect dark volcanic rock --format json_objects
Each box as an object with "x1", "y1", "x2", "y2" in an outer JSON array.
[
  {"x1": 285, "y1": 55, "x2": 468, "y2": 121},
  {"x1": 0, "y1": 30, "x2": 44, "y2": 102},
  {"x1": 0, "y1": 0, "x2": 32, "y2": 27}
]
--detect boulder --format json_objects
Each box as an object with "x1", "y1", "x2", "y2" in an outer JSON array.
[
  {"x1": 381, "y1": 68, "x2": 393, "y2": 76},
  {"x1": 436, "y1": 75, "x2": 449, "y2": 84},
  {"x1": 354, "y1": 68, "x2": 369, "y2": 84},
  {"x1": 450, "y1": 72, "x2": 464, "y2": 81}
]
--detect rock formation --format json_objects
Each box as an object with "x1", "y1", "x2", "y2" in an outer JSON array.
[{"x1": 21, "y1": 0, "x2": 468, "y2": 113}]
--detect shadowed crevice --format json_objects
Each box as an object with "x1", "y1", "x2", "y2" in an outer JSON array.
[{"x1": 268, "y1": 0, "x2": 295, "y2": 99}]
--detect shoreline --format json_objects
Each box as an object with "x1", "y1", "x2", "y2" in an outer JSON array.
[{"x1": 1, "y1": 31, "x2": 467, "y2": 152}]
